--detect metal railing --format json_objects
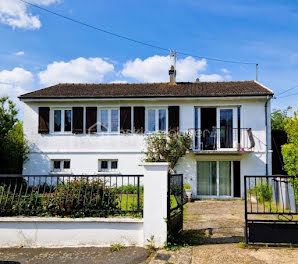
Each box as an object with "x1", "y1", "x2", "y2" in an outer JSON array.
[
  {"x1": 0, "y1": 174, "x2": 143, "y2": 217},
  {"x1": 188, "y1": 128, "x2": 255, "y2": 151}
]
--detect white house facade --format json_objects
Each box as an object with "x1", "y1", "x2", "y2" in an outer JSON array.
[{"x1": 19, "y1": 79, "x2": 273, "y2": 199}]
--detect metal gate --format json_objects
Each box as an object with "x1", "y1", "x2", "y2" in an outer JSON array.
[
  {"x1": 244, "y1": 175, "x2": 298, "y2": 245},
  {"x1": 167, "y1": 173, "x2": 187, "y2": 237}
]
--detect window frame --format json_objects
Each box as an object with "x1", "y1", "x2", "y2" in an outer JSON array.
[
  {"x1": 98, "y1": 159, "x2": 118, "y2": 172},
  {"x1": 98, "y1": 108, "x2": 120, "y2": 134},
  {"x1": 51, "y1": 108, "x2": 72, "y2": 134},
  {"x1": 51, "y1": 159, "x2": 71, "y2": 172},
  {"x1": 146, "y1": 107, "x2": 168, "y2": 133}
]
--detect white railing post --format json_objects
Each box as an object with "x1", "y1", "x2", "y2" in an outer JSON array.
[{"x1": 141, "y1": 162, "x2": 169, "y2": 248}]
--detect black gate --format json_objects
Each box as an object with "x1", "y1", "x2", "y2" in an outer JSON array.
[
  {"x1": 244, "y1": 175, "x2": 298, "y2": 245},
  {"x1": 167, "y1": 173, "x2": 187, "y2": 237}
]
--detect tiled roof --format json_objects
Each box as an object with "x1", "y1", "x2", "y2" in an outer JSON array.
[{"x1": 19, "y1": 81, "x2": 273, "y2": 99}]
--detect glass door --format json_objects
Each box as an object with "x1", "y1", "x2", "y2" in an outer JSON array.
[
  {"x1": 197, "y1": 161, "x2": 233, "y2": 197},
  {"x1": 219, "y1": 161, "x2": 232, "y2": 196},
  {"x1": 197, "y1": 161, "x2": 217, "y2": 196},
  {"x1": 217, "y1": 108, "x2": 237, "y2": 149}
]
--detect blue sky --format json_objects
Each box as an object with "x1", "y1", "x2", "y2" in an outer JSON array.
[{"x1": 0, "y1": 0, "x2": 298, "y2": 112}]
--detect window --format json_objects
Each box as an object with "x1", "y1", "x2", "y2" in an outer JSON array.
[
  {"x1": 64, "y1": 110, "x2": 72, "y2": 131},
  {"x1": 54, "y1": 110, "x2": 61, "y2": 132},
  {"x1": 52, "y1": 160, "x2": 71, "y2": 172},
  {"x1": 63, "y1": 160, "x2": 70, "y2": 169},
  {"x1": 53, "y1": 109, "x2": 72, "y2": 133},
  {"x1": 98, "y1": 160, "x2": 118, "y2": 172},
  {"x1": 53, "y1": 160, "x2": 61, "y2": 169},
  {"x1": 99, "y1": 109, "x2": 119, "y2": 133},
  {"x1": 147, "y1": 108, "x2": 167, "y2": 133},
  {"x1": 111, "y1": 110, "x2": 119, "y2": 132},
  {"x1": 148, "y1": 109, "x2": 156, "y2": 132},
  {"x1": 100, "y1": 110, "x2": 108, "y2": 132},
  {"x1": 111, "y1": 160, "x2": 118, "y2": 169},
  {"x1": 101, "y1": 160, "x2": 108, "y2": 170}
]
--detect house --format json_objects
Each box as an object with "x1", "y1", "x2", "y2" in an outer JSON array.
[{"x1": 19, "y1": 67, "x2": 273, "y2": 199}]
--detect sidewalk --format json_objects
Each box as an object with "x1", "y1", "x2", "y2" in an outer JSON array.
[{"x1": 0, "y1": 247, "x2": 149, "y2": 264}]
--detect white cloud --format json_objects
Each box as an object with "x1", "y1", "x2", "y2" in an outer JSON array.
[
  {"x1": 121, "y1": 55, "x2": 207, "y2": 82},
  {"x1": 0, "y1": 67, "x2": 34, "y2": 101},
  {"x1": 0, "y1": 0, "x2": 59, "y2": 30},
  {"x1": 38, "y1": 57, "x2": 115, "y2": 86},
  {"x1": 110, "y1": 80, "x2": 128, "y2": 84},
  {"x1": 221, "y1": 68, "x2": 230, "y2": 73},
  {"x1": 198, "y1": 74, "x2": 224, "y2": 82},
  {"x1": 15, "y1": 51, "x2": 25, "y2": 56}
]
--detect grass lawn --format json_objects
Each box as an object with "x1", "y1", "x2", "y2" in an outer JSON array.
[{"x1": 118, "y1": 193, "x2": 143, "y2": 212}]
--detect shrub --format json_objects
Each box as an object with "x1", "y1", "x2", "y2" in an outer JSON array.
[{"x1": 144, "y1": 132, "x2": 192, "y2": 171}]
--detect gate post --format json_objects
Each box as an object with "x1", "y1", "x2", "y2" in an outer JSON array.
[{"x1": 141, "y1": 162, "x2": 169, "y2": 248}]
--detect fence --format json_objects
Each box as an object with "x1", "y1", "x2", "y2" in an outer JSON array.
[
  {"x1": 0, "y1": 174, "x2": 143, "y2": 217},
  {"x1": 244, "y1": 175, "x2": 298, "y2": 245}
]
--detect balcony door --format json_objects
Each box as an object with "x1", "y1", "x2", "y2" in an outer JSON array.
[{"x1": 216, "y1": 108, "x2": 237, "y2": 149}]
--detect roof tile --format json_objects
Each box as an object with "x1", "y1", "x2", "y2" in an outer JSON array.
[{"x1": 19, "y1": 81, "x2": 273, "y2": 99}]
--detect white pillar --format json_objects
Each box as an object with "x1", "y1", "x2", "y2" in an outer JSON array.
[{"x1": 141, "y1": 162, "x2": 169, "y2": 248}]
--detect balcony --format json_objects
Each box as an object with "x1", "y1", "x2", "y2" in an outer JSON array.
[{"x1": 188, "y1": 128, "x2": 255, "y2": 154}]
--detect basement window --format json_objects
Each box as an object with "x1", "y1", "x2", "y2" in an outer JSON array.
[
  {"x1": 98, "y1": 160, "x2": 118, "y2": 172},
  {"x1": 52, "y1": 160, "x2": 71, "y2": 172}
]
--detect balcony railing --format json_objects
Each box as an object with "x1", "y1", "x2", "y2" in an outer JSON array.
[{"x1": 188, "y1": 128, "x2": 255, "y2": 152}]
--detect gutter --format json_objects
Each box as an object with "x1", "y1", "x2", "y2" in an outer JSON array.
[{"x1": 265, "y1": 95, "x2": 270, "y2": 176}]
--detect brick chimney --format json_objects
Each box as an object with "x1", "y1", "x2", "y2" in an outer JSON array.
[{"x1": 169, "y1": 65, "x2": 176, "y2": 84}]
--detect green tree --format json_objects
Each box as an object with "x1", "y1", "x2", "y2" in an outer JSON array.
[
  {"x1": 0, "y1": 96, "x2": 28, "y2": 174},
  {"x1": 0, "y1": 96, "x2": 18, "y2": 142},
  {"x1": 282, "y1": 111, "x2": 298, "y2": 176},
  {"x1": 144, "y1": 132, "x2": 192, "y2": 170},
  {"x1": 271, "y1": 106, "x2": 291, "y2": 131}
]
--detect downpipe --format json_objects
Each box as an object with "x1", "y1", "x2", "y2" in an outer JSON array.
[{"x1": 265, "y1": 96, "x2": 270, "y2": 176}]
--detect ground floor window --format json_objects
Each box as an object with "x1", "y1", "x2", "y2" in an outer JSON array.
[{"x1": 197, "y1": 161, "x2": 240, "y2": 197}]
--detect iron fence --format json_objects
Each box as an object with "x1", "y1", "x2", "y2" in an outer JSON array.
[
  {"x1": 244, "y1": 175, "x2": 298, "y2": 245},
  {"x1": 0, "y1": 174, "x2": 143, "y2": 217}
]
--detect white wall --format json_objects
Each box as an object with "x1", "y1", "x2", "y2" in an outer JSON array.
[
  {"x1": 22, "y1": 97, "x2": 271, "y2": 196},
  {"x1": 0, "y1": 218, "x2": 143, "y2": 248}
]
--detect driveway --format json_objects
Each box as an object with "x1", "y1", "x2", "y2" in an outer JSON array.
[
  {"x1": 149, "y1": 200, "x2": 298, "y2": 264},
  {"x1": 184, "y1": 199, "x2": 244, "y2": 243}
]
